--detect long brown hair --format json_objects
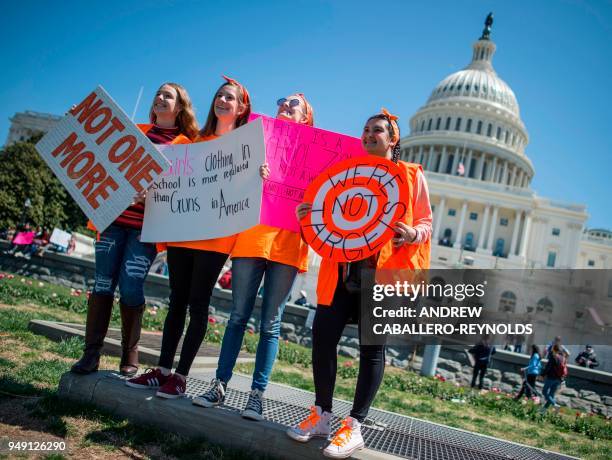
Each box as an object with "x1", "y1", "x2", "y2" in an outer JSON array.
[
  {"x1": 149, "y1": 82, "x2": 199, "y2": 140},
  {"x1": 200, "y1": 77, "x2": 251, "y2": 138}
]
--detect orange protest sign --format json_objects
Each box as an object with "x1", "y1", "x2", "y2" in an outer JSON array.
[{"x1": 301, "y1": 156, "x2": 409, "y2": 262}]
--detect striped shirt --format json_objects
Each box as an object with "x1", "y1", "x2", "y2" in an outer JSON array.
[{"x1": 113, "y1": 126, "x2": 180, "y2": 229}]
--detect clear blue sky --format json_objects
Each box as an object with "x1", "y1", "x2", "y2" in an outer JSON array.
[{"x1": 2, "y1": 0, "x2": 610, "y2": 228}]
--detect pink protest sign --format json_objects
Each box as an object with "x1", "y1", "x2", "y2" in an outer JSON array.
[
  {"x1": 13, "y1": 232, "x2": 35, "y2": 245},
  {"x1": 250, "y1": 113, "x2": 367, "y2": 232}
]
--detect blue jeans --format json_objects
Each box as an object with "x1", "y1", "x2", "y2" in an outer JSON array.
[
  {"x1": 542, "y1": 378, "x2": 562, "y2": 408},
  {"x1": 93, "y1": 224, "x2": 157, "y2": 307},
  {"x1": 216, "y1": 257, "x2": 298, "y2": 391}
]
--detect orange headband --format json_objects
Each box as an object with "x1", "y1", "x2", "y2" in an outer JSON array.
[
  {"x1": 295, "y1": 93, "x2": 314, "y2": 126},
  {"x1": 222, "y1": 74, "x2": 250, "y2": 106},
  {"x1": 381, "y1": 107, "x2": 400, "y2": 144}
]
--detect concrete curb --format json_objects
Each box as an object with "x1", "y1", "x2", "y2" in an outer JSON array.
[
  {"x1": 29, "y1": 320, "x2": 254, "y2": 369},
  {"x1": 58, "y1": 371, "x2": 399, "y2": 460}
]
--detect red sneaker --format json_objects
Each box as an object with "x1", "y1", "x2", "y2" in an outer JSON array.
[
  {"x1": 125, "y1": 368, "x2": 169, "y2": 389},
  {"x1": 156, "y1": 374, "x2": 186, "y2": 399}
]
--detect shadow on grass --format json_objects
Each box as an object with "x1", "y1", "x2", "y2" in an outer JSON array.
[{"x1": 0, "y1": 375, "x2": 274, "y2": 460}]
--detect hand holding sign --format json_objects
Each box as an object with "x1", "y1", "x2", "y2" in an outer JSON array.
[
  {"x1": 35, "y1": 86, "x2": 169, "y2": 232},
  {"x1": 300, "y1": 156, "x2": 409, "y2": 262}
]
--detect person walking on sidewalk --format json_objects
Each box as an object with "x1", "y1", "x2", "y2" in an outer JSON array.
[
  {"x1": 71, "y1": 83, "x2": 197, "y2": 377},
  {"x1": 540, "y1": 343, "x2": 568, "y2": 414},
  {"x1": 514, "y1": 345, "x2": 542, "y2": 400},
  {"x1": 469, "y1": 337, "x2": 496, "y2": 390}
]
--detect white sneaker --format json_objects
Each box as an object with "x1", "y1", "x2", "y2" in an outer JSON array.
[
  {"x1": 286, "y1": 406, "x2": 332, "y2": 442},
  {"x1": 323, "y1": 416, "x2": 365, "y2": 458}
]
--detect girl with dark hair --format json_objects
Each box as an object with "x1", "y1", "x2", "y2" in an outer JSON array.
[
  {"x1": 515, "y1": 344, "x2": 542, "y2": 400},
  {"x1": 72, "y1": 83, "x2": 196, "y2": 377},
  {"x1": 126, "y1": 76, "x2": 251, "y2": 398},
  {"x1": 287, "y1": 109, "x2": 432, "y2": 458},
  {"x1": 193, "y1": 94, "x2": 314, "y2": 421}
]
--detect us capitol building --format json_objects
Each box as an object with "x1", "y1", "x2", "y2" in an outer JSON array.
[{"x1": 398, "y1": 16, "x2": 611, "y2": 271}]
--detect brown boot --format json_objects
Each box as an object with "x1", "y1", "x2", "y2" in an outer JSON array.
[
  {"x1": 119, "y1": 303, "x2": 145, "y2": 376},
  {"x1": 71, "y1": 294, "x2": 114, "y2": 374}
]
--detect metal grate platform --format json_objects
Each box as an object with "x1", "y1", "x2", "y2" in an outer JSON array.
[{"x1": 185, "y1": 371, "x2": 576, "y2": 460}]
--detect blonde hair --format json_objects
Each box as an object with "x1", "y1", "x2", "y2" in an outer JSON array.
[{"x1": 149, "y1": 82, "x2": 199, "y2": 140}]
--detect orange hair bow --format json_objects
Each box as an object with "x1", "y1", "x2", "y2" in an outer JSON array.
[
  {"x1": 222, "y1": 75, "x2": 250, "y2": 106},
  {"x1": 381, "y1": 107, "x2": 400, "y2": 143},
  {"x1": 295, "y1": 93, "x2": 314, "y2": 126}
]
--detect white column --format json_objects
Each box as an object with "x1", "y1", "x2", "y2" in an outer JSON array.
[
  {"x1": 477, "y1": 205, "x2": 490, "y2": 250},
  {"x1": 500, "y1": 161, "x2": 508, "y2": 184},
  {"x1": 486, "y1": 206, "x2": 499, "y2": 253},
  {"x1": 476, "y1": 153, "x2": 485, "y2": 180},
  {"x1": 453, "y1": 201, "x2": 468, "y2": 248},
  {"x1": 466, "y1": 149, "x2": 473, "y2": 177},
  {"x1": 509, "y1": 210, "x2": 522, "y2": 256},
  {"x1": 433, "y1": 197, "x2": 446, "y2": 241},
  {"x1": 418, "y1": 145, "x2": 424, "y2": 164},
  {"x1": 510, "y1": 166, "x2": 517, "y2": 187},
  {"x1": 489, "y1": 157, "x2": 498, "y2": 182},
  {"x1": 439, "y1": 146, "x2": 448, "y2": 173},
  {"x1": 426, "y1": 146, "x2": 435, "y2": 171},
  {"x1": 517, "y1": 170, "x2": 524, "y2": 187},
  {"x1": 451, "y1": 147, "x2": 460, "y2": 175},
  {"x1": 518, "y1": 212, "x2": 533, "y2": 259}
]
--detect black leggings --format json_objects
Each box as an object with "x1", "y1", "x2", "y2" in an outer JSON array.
[
  {"x1": 312, "y1": 283, "x2": 385, "y2": 422},
  {"x1": 515, "y1": 374, "x2": 537, "y2": 399},
  {"x1": 158, "y1": 247, "x2": 227, "y2": 376},
  {"x1": 471, "y1": 363, "x2": 487, "y2": 389}
]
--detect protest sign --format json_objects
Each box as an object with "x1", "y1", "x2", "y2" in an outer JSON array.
[
  {"x1": 140, "y1": 119, "x2": 265, "y2": 242},
  {"x1": 250, "y1": 113, "x2": 367, "y2": 233},
  {"x1": 301, "y1": 156, "x2": 408, "y2": 262},
  {"x1": 35, "y1": 86, "x2": 169, "y2": 232},
  {"x1": 13, "y1": 232, "x2": 35, "y2": 245},
  {"x1": 50, "y1": 228, "x2": 72, "y2": 249}
]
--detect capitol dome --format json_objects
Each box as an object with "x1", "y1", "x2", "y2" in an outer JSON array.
[
  {"x1": 401, "y1": 15, "x2": 534, "y2": 189},
  {"x1": 428, "y1": 64, "x2": 519, "y2": 118}
]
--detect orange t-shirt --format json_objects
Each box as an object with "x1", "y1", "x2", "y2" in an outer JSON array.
[
  {"x1": 161, "y1": 133, "x2": 238, "y2": 255},
  {"x1": 231, "y1": 224, "x2": 309, "y2": 272}
]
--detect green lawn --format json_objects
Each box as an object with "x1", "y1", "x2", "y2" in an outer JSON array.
[
  {"x1": 0, "y1": 273, "x2": 271, "y2": 460},
  {"x1": 0, "y1": 271, "x2": 610, "y2": 459}
]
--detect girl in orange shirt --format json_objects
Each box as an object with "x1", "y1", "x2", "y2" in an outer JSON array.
[
  {"x1": 287, "y1": 110, "x2": 432, "y2": 458},
  {"x1": 193, "y1": 94, "x2": 314, "y2": 420},
  {"x1": 126, "y1": 76, "x2": 251, "y2": 398},
  {"x1": 71, "y1": 83, "x2": 197, "y2": 377}
]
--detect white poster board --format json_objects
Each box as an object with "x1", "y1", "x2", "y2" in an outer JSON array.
[
  {"x1": 141, "y1": 118, "x2": 265, "y2": 242},
  {"x1": 35, "y1": 86, "x2": 169, "y2": 232},
  {"x1": 49, "y1": 228, "x2": 72, "y2": 249}
]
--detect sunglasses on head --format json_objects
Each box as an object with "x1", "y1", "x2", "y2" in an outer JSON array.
[{"x1": 277, "y1": 97, "x2": 302, "y2": 108}]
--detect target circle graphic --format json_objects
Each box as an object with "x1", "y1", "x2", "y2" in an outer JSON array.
[{"x1": 301, "y1": 156, "x2": 408, "y2": 262}]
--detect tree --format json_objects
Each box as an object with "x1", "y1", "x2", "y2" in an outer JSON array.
[{"x1": 0, "y1": 135, "x2": 88, "y2": 232}]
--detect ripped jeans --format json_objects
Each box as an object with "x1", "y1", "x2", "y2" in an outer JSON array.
[{"x1": 93, "y1": 224, "x2": 157, "y2": 308}]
